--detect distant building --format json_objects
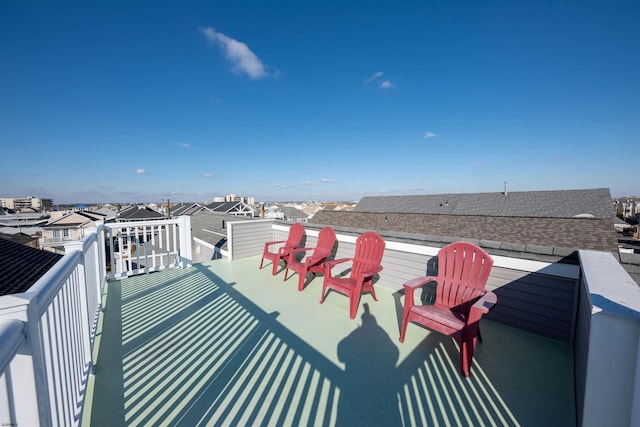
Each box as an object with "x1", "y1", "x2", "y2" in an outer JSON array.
[
  {"x1": 213, "y1": 194, "x2": 255, "y2": 205},
  {"x1": 40, "y1": 211, "x2": 107, "y2": 254},
  {"x1": 0, "y1": 196, "x2": 54, "y2": 212},
  {"x1": 0, "y1": 211, "x2": 50, "y2": 237}
]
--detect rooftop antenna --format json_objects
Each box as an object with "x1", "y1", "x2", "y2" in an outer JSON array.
[{"x1": 504, "y1": 181, "x2": 508, "y2": 196}]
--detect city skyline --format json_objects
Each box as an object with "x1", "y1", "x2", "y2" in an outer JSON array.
[{"x1": 1, "y1": 1, "x2": 638, "y2": 203}]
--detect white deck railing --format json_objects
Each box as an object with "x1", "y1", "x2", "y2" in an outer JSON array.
[
  {"x1": 105, "y1": 216, "x2": 192, "y2": 279},
  {"x1": 0, "y1": 217, "x2": 192, "y2": 427}
]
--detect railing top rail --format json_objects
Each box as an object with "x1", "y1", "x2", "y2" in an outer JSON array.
[
  {"x1": 28, "y1": 250, "x2": 83, "y2": 316},
  {"x1": 0, "y1": 319, "x2": 25, "y2": 373},
  {"x1": 104, "y1": 218, "x2": 180, "y2": 229},
  {"x1": 579, "y1": 249, "x2": 640, "y2": 321}
]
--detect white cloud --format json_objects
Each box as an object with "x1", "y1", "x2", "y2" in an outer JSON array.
[
  {"x1": 200, "y1": 26, "x2": 268, "y2": 80},
  {"x1": 364, "y1": 71, "x2": 394, "y2": 89},
  {"x1": 178, "y1": 142, "x2": 191, "y2": 148},
  {"x1": 424, "y1": 131, "x2": 438, "y2": 139},
  {"x1": 321, "y1": 178, "x2": 334, "y2": 183},
  {"x1": 364, "y1": 71, "x2": 384, "y2": 85},
  {"x1": 135, "y1": 168, "x2": 147, "y2": 175},
  {"x1": 201, "y1": 172, "x2": 215, "y2": 178},
  {"x1": 275, "y1": 184, "x2": 289, "y2": 189},
  {"x1": 303, "y1": 180, "x2": 314, "y2": 185}
]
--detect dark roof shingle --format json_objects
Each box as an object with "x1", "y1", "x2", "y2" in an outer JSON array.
[
  {"x1": 354, "y1": 188, "x2": 613, "y2": 219},
  {"x1": 0, "y1": 238, "x2": 63, "y2": 296}
]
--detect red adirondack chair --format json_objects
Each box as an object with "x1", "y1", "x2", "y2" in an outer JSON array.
[
  {"x1": 284, "y1": 227, "x2": 337, "y2": 291},
  {"x1": 259, "y1": 223, "x2": 305, "y2": 275},
  {"x1": 399, "y1": 241, "x2": 496, "y2": 377},
  {"x1": 320, "y1": 231, "x2": 385, "y2": 319}
]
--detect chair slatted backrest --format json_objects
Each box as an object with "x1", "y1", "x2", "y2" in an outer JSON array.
[
  {"x1": 436, "y1": 242, "x2": 493, "y2": 309},
  {"x1": 285, "y1": 223, "x2": 305, "y2": 248},
  {"x1": 350, "y1": 231, "x2": 386, "y2": 279},
  {"x1": 314, "y1": 227, "x2": 336, "y2": 258}
]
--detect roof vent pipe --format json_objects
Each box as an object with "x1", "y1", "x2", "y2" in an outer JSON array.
[{"x1": 504, "y1": 181, "x2": 508, "y2": 196}]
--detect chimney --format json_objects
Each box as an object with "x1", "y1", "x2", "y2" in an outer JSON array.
[{"x1": 504, "y1": 181, "x2": 508, "y2": 196}]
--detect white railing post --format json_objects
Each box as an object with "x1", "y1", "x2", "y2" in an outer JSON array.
[{"x1": 178, "y1": 216, "x2": 192, "y2": 269}]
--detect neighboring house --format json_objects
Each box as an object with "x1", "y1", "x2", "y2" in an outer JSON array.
[
  {"x1": 301, "y1": 204, "x2": 323, "y2": 219},
  {"x1": 311, "y1": 188, "x2": 619, "y2": 252},
  {"x1": 169, "y1": 203, "x2": 204, "y2": 217},
  {"x1": 92, "y1": 206, "x2": 118, "y2": 221},
  {"x1": 0, "y1": 232, "x2": 40, "y2": 249},
  {"x1": 279, "y1": 205, "x2": 308, "y2": 223},
  {"x1": 310, "y1": 187, "x2": 640, "y2": 284},
  {"x1": 614, "y1": 216, "x2": 633, "y2": 234},
  {"x1": 190, "y1": 211, "x2": 260, "y2": 262},
  {"x1": 320, "y1": 202, "x2": 356, "y2": 212},
  {"x1": 0, "y1": 211, "x2": 50, "y2": 237},
  {"x1": 263, "y1": 205, "x2": 284, "y2": 220},
  {"x1": 262, "y1": 204, "x2": 308, "y2": 222},
  {"x1": 0, "y1": 237, "x2": 62, "y2": 296},
  {"x1": 40, "y1": 211, "x2": 107, "y2": 254},
  {"x1": 202, "y1": 201, "x2": 255, "y2": 217},
  {"x1": 117, "y1": 205, "x2": 165, "y2": 221}
]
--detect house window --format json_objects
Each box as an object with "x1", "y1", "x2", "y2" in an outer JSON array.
[
  {"x1": 63, "y1": 229, "x2": 69, "y2": 237},
  {"x1": 53, "y1": 229, "x2": 60, "y2": 238}
]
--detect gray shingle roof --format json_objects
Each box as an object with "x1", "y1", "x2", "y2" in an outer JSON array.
[
  {"x1": 354, "y1": 188, "x2": 613, "y2": 219},
  {"x1": 0, "y1": 237, "x2": 63, "y2": 296},
  {"x1": 310, "y1": 210, "x2": 618, "y2": 253},
  {"x1": 190, "y1": 212, "x2": 260, "y2": 249},
  {"x1": 118, "y1": 206, "x2": 165, "y2": 220},
  {"x1": 170, "y1": 203, "x2": 203, "y2": 216}
]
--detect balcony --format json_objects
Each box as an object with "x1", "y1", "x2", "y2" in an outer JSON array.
[{"x1": 1, "y1": 217, "x2": 639, "y2": 426}]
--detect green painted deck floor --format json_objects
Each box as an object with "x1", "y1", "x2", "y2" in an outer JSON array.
[{"x1": 84, "y1": 256, "x2": 576, "y2": 426}]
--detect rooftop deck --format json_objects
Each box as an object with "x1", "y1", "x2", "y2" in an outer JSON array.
[{"x1": 85, "y1": 256, "x2": 575, "y2": 426}]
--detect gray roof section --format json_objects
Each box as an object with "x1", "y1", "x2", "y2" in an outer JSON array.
[
  {"x1": 190, "y1": 212, "x2": 261, "y2": 249},
  {"x1": 310, "y1": 210, "x2": 619, "y2": 253},
  {"x1": 118, "y1": 206, "x2": 165, "y2": 220},
  {"x1": 171, "y1": 203, "x2": 203, "y2": 216},
  {"x1": 279, "y1": 206, "x2": 307, "y2": 220},
  {"x1": 204, "y1": 202, "x2": 242, "y2": 213},
  {"x1": 354, "y1": 188, "x2": 613, "y2": 219},
  {"x1": 0, "y1": 237, "x2": 63, "y2": 296}
]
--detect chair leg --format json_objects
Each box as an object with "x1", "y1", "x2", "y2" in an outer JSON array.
[
  {"x1": 349, "y1": 293, "x2": 360, "y2": 319},
  {"x1": 399, "y1": 312, "x2": 410, "y2": 343},
  {"x1": 271, "y1": 256, "x2": 280, "y2": 275},
  {"x1": 320, "y1": 278, "x2": 329, "y2": 304},
  {"x1": 297, "y1": 268, "x2": 308, "y2": 291},
  {"x1": 259, "y1": 256, "x2": 265, "y2": 269},
  {"x1": 370, "y1": 285, "x2": 378, "y2": 301},
  {"x1": 477, "y1": 326, "x2": 483, "y2": 343},
  {"x1": 460, "y1": 337, "x2": 474, "y2": 377}
]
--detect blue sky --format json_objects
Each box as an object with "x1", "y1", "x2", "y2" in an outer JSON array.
[{"x1": 1, "y1": 1, "x2": 638, "y2": 204}]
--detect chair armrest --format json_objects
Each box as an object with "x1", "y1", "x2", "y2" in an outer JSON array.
[
  {"x1": 471, "y1": 291, "x2": 497, "y2": 314},
  {"x1": 277, "y1": 243, "x2": 298, "y2": 256},
  {"x1": 291, "y1": 248, "x2": 315, "y2": 254},
  {"x1": 325, "y1": 258, "x2": 351, "y2": 269},
  {"x1": 402, "y1": 276, "x2": 438, "y2": 308},
  {"x1": 403, "y1": 276, "x2": 438, "y2": 290},
  {"x1": 264, "y1": 240, "x2": 286, "y2": 249}
]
